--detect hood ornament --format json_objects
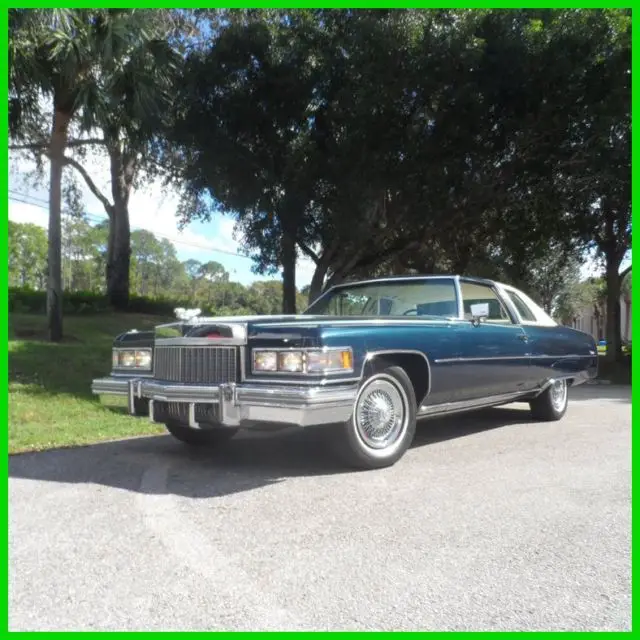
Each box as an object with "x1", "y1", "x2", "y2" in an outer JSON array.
[{"x1": 174, "y1": 307, "x2": 202, "y2": 322}]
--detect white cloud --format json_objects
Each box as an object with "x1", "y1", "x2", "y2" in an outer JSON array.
[
  {"x1": 8, "y1": 200, "x2": 49, "y2": 229},
  {"x1": 297, "y1": 254, "x2": 317, "y2": 286},
  {"x1": 8, "y1": 150, "x2": 320, "y2": 288},
  {"x1": 9, "y1": 148, "x2": 243, "y2": 255}
]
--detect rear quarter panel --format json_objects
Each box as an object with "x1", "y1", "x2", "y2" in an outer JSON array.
[{"x1": 523, "y1": 325, "x2": 598, "y2": 384}]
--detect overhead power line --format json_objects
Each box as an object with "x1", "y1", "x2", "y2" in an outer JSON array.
[{"x1": 8, "y1": 189, "x2": 254, "y2": 261}]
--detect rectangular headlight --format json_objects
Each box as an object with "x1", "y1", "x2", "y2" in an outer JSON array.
[
  {"x1": 252, "y1": 348, "x2": 353, "y2": 375},
  {"x1": 135, "y1": 350, "x2": 152, "y2": 369},
  {"x1": 113, "y1": 348, "x2": 152, "y2": 371},
  {"x1": 278, "y1": 351, "x2": 304, "y2": 372},
  {"x1": 253, "y1": 351, "x2": 278, "y2": 372}
]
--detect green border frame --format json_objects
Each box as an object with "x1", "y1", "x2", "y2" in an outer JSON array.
[{"x1": 4, "y1": 2, "x2": 635, "y2": 636}]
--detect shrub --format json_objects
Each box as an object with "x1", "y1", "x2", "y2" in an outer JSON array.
[{"x1": 8, "y1": 287, "x2": 209, "y2": 317}]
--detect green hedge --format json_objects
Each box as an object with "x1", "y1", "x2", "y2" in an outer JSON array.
[{"x1": 8, "y1": 287, "x2": 201, "y2": 317}]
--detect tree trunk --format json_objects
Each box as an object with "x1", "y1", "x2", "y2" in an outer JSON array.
[
  {"x1": 47, "y1": 109, "x2": 70, "y2": 341},
  {"x1": 624, "y1": 296, "x2": 631, "y2": 342},
  {"x1": 324, "y1": 269, "x2": 346, "y2": 291},
  {"x1": 605, "y1": 258, "x2": 621, "y2": 363},
  {"x1": 281, "y1": 231, "x2": 297, "y2": 314},
  {"x1": 308, "y1": 260, "x2": 330, "y2": 304},
  {"x1": 106, "y1": 145, "x2": 134, "y2": 310},
  {"x1": 107, "y1": 201, "x2": 131, "y2": 309}
]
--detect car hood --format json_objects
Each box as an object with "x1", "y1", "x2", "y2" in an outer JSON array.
[{"x1": 178, "y1": 313, "x2": 450, "y2": 328}]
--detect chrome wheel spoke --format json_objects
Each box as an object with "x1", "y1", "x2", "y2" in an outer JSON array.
[
  {"x1": 550, "y1": 379, "x2": 567, "y2": 411},
  {"x1": 355, "y1": 377, "x2": 407, "y2": 450}
]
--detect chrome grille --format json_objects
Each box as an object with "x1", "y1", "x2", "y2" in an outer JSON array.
[
  {"x1": 153, "y1": 401, "x2": 219, "y2": 424},
  {"x1": 153, "y1": 345, "x2": 238, "y2": 384}
]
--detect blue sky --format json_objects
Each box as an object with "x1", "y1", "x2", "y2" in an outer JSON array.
[{"x1": 8, "y1": 151, "x2": 317, "y2": 287}]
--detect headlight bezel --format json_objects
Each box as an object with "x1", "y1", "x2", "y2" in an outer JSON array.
[
  {"x1": 251, "y1": 347, "x2": 354, "y2": 376},
  {"x1": 112, "y1": 348, "x2": 153, "y2": 372}
]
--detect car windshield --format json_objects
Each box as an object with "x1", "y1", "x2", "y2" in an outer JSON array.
[{"x1": 304, "y1": 279, "x2": 459, "y2": 318}]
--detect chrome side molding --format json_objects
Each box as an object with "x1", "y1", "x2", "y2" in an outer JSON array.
[{"x1": 417, "y1": 391, "x2": 526, "y2": 418}]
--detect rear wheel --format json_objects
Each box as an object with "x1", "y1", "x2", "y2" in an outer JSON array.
[
  {"x1": 164, "y1": 421, "x2": 237, "y2": 447},
  {"x1": 529, "y1": 379, "x2": 568, "y2": 421},
  {"x1": 337, "y1": 364, "x2": 417, "y2": 469}
]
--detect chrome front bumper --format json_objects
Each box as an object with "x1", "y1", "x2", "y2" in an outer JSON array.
[{"x1": 91, "y1": 376, "x2": 358, "y2": 428}]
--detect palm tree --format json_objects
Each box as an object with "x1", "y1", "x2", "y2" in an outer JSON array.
[
  {"x1": 10, "y1": 9, "x2": 179, "y2": 337},
  {"x1": 63, "y1": 11, "x2": 179, "y2": 309},
  {"x1": 10, "y1": 9, "x2": 106, "y2": 339}
]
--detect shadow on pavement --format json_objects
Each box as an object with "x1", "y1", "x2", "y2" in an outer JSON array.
[
  {"x1": 568, "y1": 384, "x2": 631, "y2": 404},
  {"x1": 9, "y1": 404, "x2": 538, "y2": 500}
]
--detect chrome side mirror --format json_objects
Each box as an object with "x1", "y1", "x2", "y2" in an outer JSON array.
[{"x1": 470, "y1": 302, "x2": 489, "y2": 326}]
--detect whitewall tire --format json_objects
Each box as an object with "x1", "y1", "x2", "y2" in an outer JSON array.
[
  {"x1": 338, "y1": 364, "x2": 417, "y2": 469},
  {"x1": 529, "y1": 379, "x2": 569, "y2": 421}
]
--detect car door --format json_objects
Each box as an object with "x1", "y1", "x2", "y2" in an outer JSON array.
[{"x1": 448, "y1": 280, "x2": 532, "y2": 401}]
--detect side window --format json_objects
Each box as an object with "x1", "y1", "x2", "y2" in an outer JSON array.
[
  {"x1": 324, "y1": 292, "x2": 370, "y2": 315},
  {"x1": 459, "y1": 281, "x2": 513, "y2": 324},
  {"x1": 505, "y1": 290, "x2": 537, "y2": 322}
]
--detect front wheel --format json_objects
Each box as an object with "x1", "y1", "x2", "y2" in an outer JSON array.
[
  {"x1": 164, "y1": 421, "x2": 237, "y2": 447},
  {"x1": 337, "y1": 364, "x2": 417, "y2": 469},
  {"x1": 529, "y1": 379, "x2": 568, "y2": 421}
]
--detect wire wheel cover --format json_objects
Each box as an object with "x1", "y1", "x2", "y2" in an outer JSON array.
[
  {"x1": 550, "y1": 379, "x2": 567, "y2": 411},
  {"x1": 355, "y1": 377, "x2": 407, "y2": 450}
]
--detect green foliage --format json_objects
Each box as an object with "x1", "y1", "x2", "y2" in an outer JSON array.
[
  {"x1": 8, "y1": 219, "x2": 296, "y2": 317},
  {"x1": 9, "y1": 220, "x2": 48, "y2": 289},
  {"x1": 553, "y1": 277, "x2": 607, "y2": 330},
  {"x1": 165, "y1": 9, "x2": 628, "y2": 314}
]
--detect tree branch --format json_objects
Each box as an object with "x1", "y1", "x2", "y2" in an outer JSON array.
[
  {"x1": 63, "y1": 156, "x2": 113, "y2": 215},
  {"x1": 620, "y1": 264, "x2": 632, "y2": 279},
  {"x1": 10, "y1": 138, "x2": 106, "y2": 152},
  {"x1": 297, "y1": 242, "x2": 319, "y2": 264}
]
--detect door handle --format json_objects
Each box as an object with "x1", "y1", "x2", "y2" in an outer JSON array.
[{"x1": 518, "y1": 334, "x2": 529, "y2": 342}]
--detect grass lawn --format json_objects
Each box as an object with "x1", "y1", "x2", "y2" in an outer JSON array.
[{"x1": 9, "y1": 312, "x2": 172, "y2": 454}]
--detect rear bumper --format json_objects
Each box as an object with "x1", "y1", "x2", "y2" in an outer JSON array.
[{"x1": 91, "y1": 376, "x2": 357, "y2": 428}]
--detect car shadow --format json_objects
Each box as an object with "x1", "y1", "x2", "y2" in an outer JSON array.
[{"x1": 9, "y1": 405, "x2": 536, "y2": 500}]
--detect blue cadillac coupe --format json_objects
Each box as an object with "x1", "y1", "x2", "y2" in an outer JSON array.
[{"x1": 92, "y1": 275, "x2": 598, "y2": 469}]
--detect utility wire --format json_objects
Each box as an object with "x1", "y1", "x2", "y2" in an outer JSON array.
[{"x1": 8, "y1": 189, "x2": 254, "y2": 261}]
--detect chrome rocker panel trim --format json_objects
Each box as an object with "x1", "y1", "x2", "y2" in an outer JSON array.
[{"x1": 418, "y1": 391, "x2": 529, "y2": 418}]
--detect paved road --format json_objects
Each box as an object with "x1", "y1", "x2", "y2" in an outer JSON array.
[{"x1": 9, "y1": 385, "x2": 630, "y2": 631}]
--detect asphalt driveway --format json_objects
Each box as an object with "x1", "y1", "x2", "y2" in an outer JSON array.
[{"x1": 9, "y1": 385, "x2": 631, "y2": 631}]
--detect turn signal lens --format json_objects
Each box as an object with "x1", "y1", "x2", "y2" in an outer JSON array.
[
  {"x1": 341, "y1": 350, "x2": 353, "y2": 370},
  {"x1": 306, "y1": 349, "x2": 354, "y2": 373}
]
